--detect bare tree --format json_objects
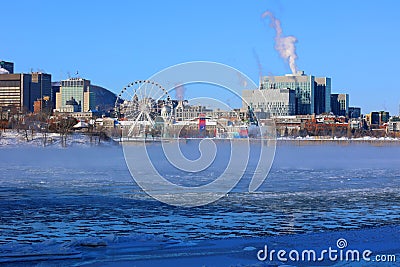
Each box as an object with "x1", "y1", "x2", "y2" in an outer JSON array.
[{"x1": 54, "y1": 117, "x2": 77, "y2": 147}]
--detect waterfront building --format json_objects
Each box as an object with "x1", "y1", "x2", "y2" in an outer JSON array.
[
  {"x1": 260, "y1": 71, "x2": 314, "y2": 115},
  {"x1": 380, "y1": 111, "x2": 390, "y2": 123},
  {"x1": 331, "y1": 93, "x2": 349, "y2": 116},
  {"x1": 388, "y1": 117, "x2": 400, "y2": 132},
  {"x1": 366, "y1": 111, "x2": 390, "y2": 126},
  {"x1": 242, "y1": 87, "x2": 295, "y2": 117},
  {"x1": 348, "y1": 107, "x2": 361, "y2": 118},
  {"x1": 314, "y1": 77, "x2": 331, "y2": 114},
  {"x1": 174, "y1": 100, "x2": 213, "y2": 121}
]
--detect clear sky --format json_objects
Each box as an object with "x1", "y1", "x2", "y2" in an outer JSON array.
[{"x1": 2, "y1": 0, "x2": 400, "y2": 114}]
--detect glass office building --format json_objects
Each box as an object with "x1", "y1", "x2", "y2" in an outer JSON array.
[
  {"x1": 261, "y1": 71, "x2": 315, "y2": 115},
  {"x1": 331, "y1": 93, "x2": 349, "y2": 117},
  {"x1": 242, "y1": 88, "x2": 296, "y2": 116},
  {"x1": 314, "y1": 77, "x2": 331, "y2": 114},
  {"x1": 58, "y1": 78, "x2": 95, "y2": 112}
]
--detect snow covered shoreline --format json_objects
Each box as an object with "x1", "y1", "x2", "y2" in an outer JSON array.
[
  {"x1": 0, "y1": 130, "x2": 116, "y2": 147},
  {"x1": 1, "y1": 130, "x2": 400, "y2": 148},
  {"x1": 278, "y1": 136, "x2": 400, "y2": 142}
]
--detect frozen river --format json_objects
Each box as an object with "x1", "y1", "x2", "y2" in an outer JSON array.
[{"x1": 0, "y1": 142, "x2": 399, "y2": 265}]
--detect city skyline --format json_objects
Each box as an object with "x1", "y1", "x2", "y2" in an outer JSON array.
[{"x1": 2, "y1": 1, "x2": 400, "y2": 114}]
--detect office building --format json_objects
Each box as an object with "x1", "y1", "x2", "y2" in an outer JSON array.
[
  {"x1": 380, "y1": 111, "x2": 390, "y2": 123},
  {"x1": 331, "y1": 93, "x2": 349, "y2": 116},
  {"x1": 0, "y1": 74, "x2": 31, "y2": 112},
  {"x1": 51, "y1": 82, "x2": 61, "y2": 110},
  {"x1": 0, "y1": 60, "x2": 14, "y2": 74},
  {"x1": 369, "y1": 112, "x2": 380, "y2": 125},
  {"x1": 242, "y1": 88, "x2": 295, "y2": 116},
  {"x1": 388, "y1": 117, "x2": 400, "y2": 132},
  {"x1": 175, "y1": 101, "x2": 213, "y2": 121},
  {"x1": 56, "y1": 78, "x2": 96, "y2": 112},
  {"x1": 30, "y1": 72, "x2": 52, "y2": 112},
  {"x1": 365, "y1": 111, "x2": 389, "y2": 126},
  {"x1": 0, "y1": 72, "x2": 51, "y2": 112},
  {"x1": 348, "y1": 107, "x2": 361, "y2": 118},
  {"x1": 260, "y1": 71, "x2": 314, "y2": 115},
  {"x1": 314, "y1": 77, "x2": 331, "y2": 114},
  {"x1": 258, "y1": 71, "x2": 332, "y2": 115}
]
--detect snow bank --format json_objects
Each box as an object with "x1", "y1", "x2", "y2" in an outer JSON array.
[{"x1": 0, "y1": 130, "x2": 115, "y2": 147}]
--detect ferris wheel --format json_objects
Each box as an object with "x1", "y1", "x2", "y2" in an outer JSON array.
[{"x1": 115, "y1": 80, "x2": 173, "y2": 137}]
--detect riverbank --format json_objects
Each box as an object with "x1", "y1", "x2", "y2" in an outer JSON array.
[
  {"x1": 0, "y1": 130, "x2": 115, "y2": 147},
  {"x1": 1, "y1": 129, "x2": 400, "y2": 147},
  {"x1": 277, "y1": 136, "x2": 400, "y2": 145}
]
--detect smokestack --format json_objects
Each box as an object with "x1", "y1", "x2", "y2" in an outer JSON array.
[{"x1": 262, "y1": 10, "x2": 298, "y2": 74}]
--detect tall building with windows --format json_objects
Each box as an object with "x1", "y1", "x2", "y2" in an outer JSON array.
[
  {"x1": 0, "y1": 72, "x2": 51, "y2": 112},
  {"x1": 0, "y1": 74, "x2": 31, "y2": 112},
  {"x1": 30, "y1": 72, "x2": 52, "y2": 111},
  {"x1": 260, "y1": 71, "x2": 315, "y2": 115},
  {"x1": 242, "y1": 88, "x2": 295, "y2": 116},
  {"x1": 51, "y1": 82, "x2": 61, "y2": 109},
  {"x1": 314, "y1": 77, "x2": 331, "y2": 114},
  {"x1": 331, "y1": 93, "x2": 349, "y2": 116},
  {"x1": 56, "y1": 78, "x2": 95, "y2": 112}
]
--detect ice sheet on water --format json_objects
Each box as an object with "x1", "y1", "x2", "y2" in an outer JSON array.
[
  {"x1": 0, "y1": 240, "x2": 82, "y2": 263},
  {"x1": 0, "y1": 143, "x2": 399, "y2": 265},
  {"x1": 2, "y1": 226, "x2": 398, "y2": 266}
]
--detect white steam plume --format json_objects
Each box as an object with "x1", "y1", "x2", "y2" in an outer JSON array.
[
  {"x1": 252, "y1": 49, "x2": 264, "y2": 82},
  {"x1": 262, "y1": 10, "x2": 298, "y2": 74},
  {"x1": 175, "y1": 84, "x2": 186, "y2": 101}
]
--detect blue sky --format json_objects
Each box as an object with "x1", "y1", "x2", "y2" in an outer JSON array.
[{"x1": 2, "y1": 0, "x2": 400, "y2": 114}]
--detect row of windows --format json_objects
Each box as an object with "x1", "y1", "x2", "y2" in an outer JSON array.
[
  {"x1": 0, "y1": 81, "x2": 20, "y2": 87},
  {"x1": 62, "y1": 81, "x2": 85, "y2": 87},
  {"x1": 0, "y1": 86, "x2": 20, "y2": 91},
  {"x1": 254, "y1": 102, "x2": 288, "y2": 107},
  {"x1": 0, "y1": 92, "x2": 21, "y2": 96},
  {"x1": 0, "y1": 100, "x2": 20, "y2": 104},
  {"x1": 0, "y1": 94, "x2": 21, "y2": 99}
]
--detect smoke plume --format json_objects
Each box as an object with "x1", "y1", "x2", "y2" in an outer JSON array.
[
  {"x1": 252, "y1": 49, "x2": 263, "y2": 82},
  {"x1": 262, "y1": 10, "x2": 298, "y2": 74},
  {"x1": 175, "y1": 84, "x2": 186, "y2": 101}
]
